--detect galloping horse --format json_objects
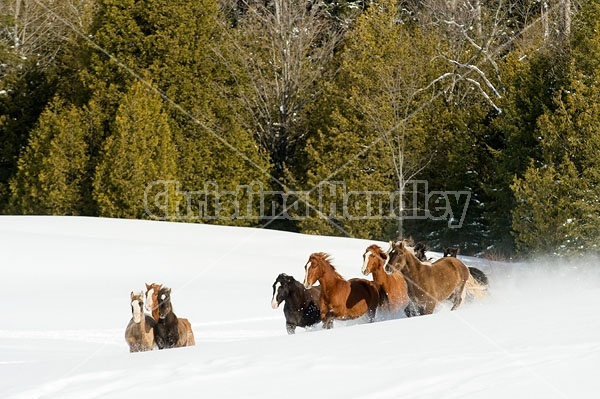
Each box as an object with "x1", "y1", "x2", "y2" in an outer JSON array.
[
  {"x1": 362, "y1": 244, "x2": 409, "y2": 314},
  {"x1": 385, "y1": 240, "x2": 469, "y2": 316},
  {"x1": 125, "y1": 291, "x2": 156, "y2": 352},
  {"x1": 154, "y1": 287, "x2": 195, "y2": 349},
  {"x1": 303, "y1": 252, "x2": 379, "y2": 329},
  {"x1": 271, "y1": 273, "x2": 322, "y2": 334}
]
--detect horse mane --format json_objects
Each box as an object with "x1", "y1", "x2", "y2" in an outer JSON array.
[
  {"x1": 366, "y1": 244, "x2": 383, "y2": 253},
  {"x1": 311, "y1": 252, "x2": 344, "y2": 279},
  {"x1": 397, "y1": 239, "x2": 416, "y2": 255}
]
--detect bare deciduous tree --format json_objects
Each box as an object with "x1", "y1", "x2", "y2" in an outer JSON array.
[
  {"x1": 0, "y1": 0, "x2": 95, "y2": 72},
  {"x1": 218, "y1": 0, "x2": 341, "y2": 179}
]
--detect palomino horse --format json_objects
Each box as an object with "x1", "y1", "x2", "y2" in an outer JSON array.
[
  {"x1": 271, "y1": 273, "x2": 322, "y2": 334},
  {"x1": 154, "y1": 287, "x2": 195, "y2": 349},
  {"x1": 384, "y1": 240, "x2": 469, "y2": 316},
  {"x1": 303, "y1": 252, "x2": 379, "y2": 329},
  {"x1": 144, "y1": 282, "x2": 162, "y2": 321},
  {"x1": 408, "y1": 244, "x2": 488, "y2": 299},
  {"x1": 362, "y1": 244, "x2": 409, "y2": 315},
  {"x1": 125, "y1": 291, "x2": 156, "y2": 352}
]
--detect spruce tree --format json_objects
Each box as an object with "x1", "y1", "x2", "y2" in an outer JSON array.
[
  {"x1": 93, "y1": 81, "x2": 178, "y2": 220},
  {"x1": 8, "y1": 98, "x2": 90, "y2": 215},
  {"x1": 85, "y1": 0, "x2": 270, "y2": 225}
]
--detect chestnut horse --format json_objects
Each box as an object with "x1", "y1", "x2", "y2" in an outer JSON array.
[
  {"x1": 154, "y1": 287, "x2": 195, "y2": 349},
  {"x1": 384, "y1": 240, "x2": 469, "y2": 316},
  {"x1": 125, "y1": 291, "x2": 156, "y2": 352},
  {"x1": 303, "y1": 252, "x2": 379, "y2": 329},
  {"x1": 362, "y1": 244, "x2": 409, "y2": 315},
  {"x1": 144, "y1": 282, "x2": 162, "y2": 321}
]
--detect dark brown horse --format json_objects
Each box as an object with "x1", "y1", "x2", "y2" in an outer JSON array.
[
  {"x1": 125, "y1": 291, "x2": 156, "y2": 352},
  {"x1": 362, "y1": 244, "x2": 409, "y2": 314},
  {"x1": 271, "y1": 273, "x2": 322, "y2": 334},
  {"x1": 385, "y1": 240, "x2": 469, "y2": 316},
  {"x1": 303, "y1": 252, "x2": 379, "y2": 329},
  {"x1": 154, "y1": 287, "x2": 195, "y2": 349}
]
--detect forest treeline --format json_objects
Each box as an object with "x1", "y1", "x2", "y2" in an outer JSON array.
[{"x1": 1, "y1": 0, "x2": 599, "y2": 258}]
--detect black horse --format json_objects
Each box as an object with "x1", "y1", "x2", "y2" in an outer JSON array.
[{"x1": 271, "y1": 273, "x2": 322, "y2": 335}]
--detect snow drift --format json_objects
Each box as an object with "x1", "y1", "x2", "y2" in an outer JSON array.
[{"x1": 1, "y1": 216, "x2": 599, "y2": 398}]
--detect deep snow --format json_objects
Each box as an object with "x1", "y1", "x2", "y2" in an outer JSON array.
[{"x1": 1, "y1": 216, "x2": 599, "y2": 398}]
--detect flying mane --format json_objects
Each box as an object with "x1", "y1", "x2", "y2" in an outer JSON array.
[{"x1": 311, "y1": 252, "x2": 343, "y2": 279}]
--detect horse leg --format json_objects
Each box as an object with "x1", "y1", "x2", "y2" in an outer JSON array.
[
  {"x1": 286, "y1": 322, "x2": 296, "y2": 335},
  {"x1": 451, "y1": 282, "x2": 467, "y2": 311},
  {"x1": 323, "y1": 312, "x2": 334, "y2": 329},
  {"x1": 423, "y1": 301, "x2": 436, "y2": 315},
  {"x1": 404, "y1": 301, "x2": 417, "y2": 317},
  {"x1": 367, "y1": 307, "x2": 376, "y2": 323}
]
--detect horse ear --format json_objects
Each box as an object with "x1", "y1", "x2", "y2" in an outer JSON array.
[
  {"x1": 130, "y1": 291, "x2": 134, "y2": 299},
  {"x1": 145, "y1": 283, "x2": 151, "y2": 290}
]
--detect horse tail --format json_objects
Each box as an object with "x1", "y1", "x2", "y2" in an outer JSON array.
[
  {"x1": 465, "y1": 273, "x2": 488, "y2": 300},
  {"x1": 468, "y1": 267, "x2": 489, "y2": 286},
  {"x1": 177, "y1": 318, "x2": 195, "y2": 347}
]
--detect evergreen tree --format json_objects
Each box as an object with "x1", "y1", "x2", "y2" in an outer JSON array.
[
  {"x1": 481, "y1": 40, "x2": 570, "y2": 255},
  {"x1": 299, "y1": 0, "x2": 443, "y2": 240},
  {"x1": 85, "y1": 0, "x2": 270, "y2": 225},
  {"x1": 93, "y1": 81, "x2": 178, "y2": 219},
  {"x1": 8, "y1": 98, "x2": 90, "y2": 214},
  {"x1": 512, "y1": 68, "x2": 600, "y2": 256}
]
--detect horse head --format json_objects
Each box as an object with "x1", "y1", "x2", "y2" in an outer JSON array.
[
  {"x1": 157, "y1": 287, "x2": 173, "y2": 320},
  {"x1": 444, "y1": 247, "x2": 459, "y2": 257},
  {"x1": 144, "y1": 283, "x2": 162, "y2": 313},
  {"x1": 271, "y1": 273, "x2": 293, "y2": 309},
  {"x1": 304, "y1": 253, "x2": 328, "y2": 289},
  {"x1": 414, "y1": 242, "x2": 428, "y2": 262},
  {"x1": 130, "y1": 291, "x2": 145, "y2": 323},
  {"x1": 362, "y1": 245, "x2": 388, "y2": 276},
  {"x1": 385, "y1": 240, "x2": 410, "y2": 274}
]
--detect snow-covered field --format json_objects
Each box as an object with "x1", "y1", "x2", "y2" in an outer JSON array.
[{"x1": 1, "y1": 216, "x2": 599, "y2": 398}]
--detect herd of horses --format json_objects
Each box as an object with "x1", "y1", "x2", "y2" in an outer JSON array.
[
  {"x1": 125, "y1": 283, "x2": 195, "y2": 352},
  {"x1": 125, "y1": 240, "x2": 489, "y2": 350},
  {"x1": 271, "y1": 240, "x2": 489, "y2": 334}
]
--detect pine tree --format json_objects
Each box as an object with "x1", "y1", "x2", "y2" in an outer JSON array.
[
  {"x1": 93, "y1": 81, "x2": 178, "y2": 219},
  {"x1": 8, "y1": 98, "x2": 90, "y2": 215}
]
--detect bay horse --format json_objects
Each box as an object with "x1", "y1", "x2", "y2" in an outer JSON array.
[
  {"x1": 125, "y1": 291, "x2": 156, "y2": 352},
  {"x1": 144, "y1": 282, "x2": 162, "y2": 321},
  {"x1": 154, "y1": 287, "x2": 195, "y2": 349},
  {"x1": 362, "y1": 244, "x2": 409, "y2": 315},
  {"x1": 303, "y1": 252, "x2": 379, "y2": 329},
  {"x1": 271, "y1": 273, "x2": 322, "y2": 334},
  {"x1": 384, "y1": 240, "x2": 469, "y2": 316}
]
